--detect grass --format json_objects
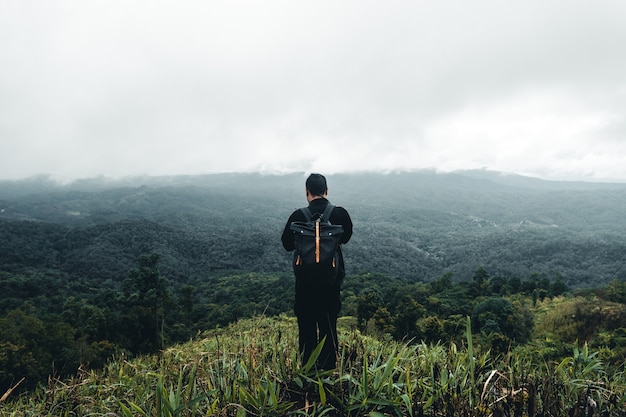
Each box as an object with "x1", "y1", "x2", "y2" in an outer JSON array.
[{"x1": 2, "y1": 313, "x2": 626, "y2": 416}]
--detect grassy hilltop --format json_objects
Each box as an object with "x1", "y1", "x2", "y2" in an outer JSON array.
[{"x1": 3, "y1": 295, "x2": 626, "y2": 417}]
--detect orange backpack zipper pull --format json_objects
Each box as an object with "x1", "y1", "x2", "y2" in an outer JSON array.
[{"x1": 315, "y1": 220, "x2": 320, "y2": 263}]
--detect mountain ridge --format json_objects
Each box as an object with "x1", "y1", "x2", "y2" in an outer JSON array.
[
  {"x1": 2, "y1": 170, "x2": 625, "y2": 289},
  {"x1": 2, "y1": 168, "x2": 626, "y2": 198}
]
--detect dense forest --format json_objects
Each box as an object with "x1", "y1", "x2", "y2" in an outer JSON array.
[
  {"x1": 2, "y1": 170, "x2": 626, "y2": 393},
  {"x1": 2, "y1": 171, "x2": 626, "y2": 285}
]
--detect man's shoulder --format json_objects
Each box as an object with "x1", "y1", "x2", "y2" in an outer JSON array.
[
  {"x1": 329, "y1": 205, "x2": 351, "y2": 223},
  {"x1": 288, "y1": 207, "x2": 307, "y2": 221},
  {"x1": 331, "y1": 205, "x2": 350, "y2": 215}
]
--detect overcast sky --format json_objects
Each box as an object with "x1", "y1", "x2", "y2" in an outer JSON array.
[{"x1": 1, "y1": 1, "x2": 625, "y2": 183}]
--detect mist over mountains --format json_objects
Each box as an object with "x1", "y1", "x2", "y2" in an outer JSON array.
[{"x1": 1, "y1": 169, "x2": 626, "y2": 289}]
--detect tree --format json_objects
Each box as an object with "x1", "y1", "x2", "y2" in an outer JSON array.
[
  {"x1": 61, "y1": 297, "x2": 107, "y2": 342},
  {"x1": 393, "y1": 295, "x2": 425, "y2": 340},
  {"x1": 121, "y1": 253, "x2": 171, "y2": 353},
  {"x1": 372, "y1": 307, "x2": 394, "y2": 336},
  {"x1": 0, "y1": 309, "x2": 76, "y2": 391},
  {"x1": 508, "y1": 277, "x2": 522, "y2": 294},
  {"x1": 471, "y1": 298, "x2": 514, "y2": 335},
  {"x1": 469, "y1": 267, "x2": 490, "y2": 298},
  {"x1": 604, "y1": 279, "x2": 626, "y2": 304},
  {"x1": 418, "y1": 316, "x2": 444, "y2": 344},
  {"x1": 471, "y1": 297, "x2": 533, "y2": 344},
  {"x1": 430, "y1": 272, "x2": 453, "y2": 294},
  {"x1": 171, "y1": 284, "x2": 196, "y2": 340},
  {"x1": 357, "y1": 289, "x2": 384, "y2": 332},
  {"x1": 549, "y1": 272, "x2": 568, "y2": 297},
  {"x1": 489, "y1": 275, "x2": 507, "y2": 295}
]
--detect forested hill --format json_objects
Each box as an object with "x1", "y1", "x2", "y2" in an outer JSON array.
[{"x1": 1, "y1": 170, "x2": 626, "y2": 289}]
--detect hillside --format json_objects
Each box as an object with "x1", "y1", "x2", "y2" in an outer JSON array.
[
  {"x1": 2, "y1": 306, "x2": 626, "y2": 416},
  {"x1": 1, "y1": 170, "x2": 625, "y2": 287},
  {"x1": 2, "y1": 170, "x2": 626, "y2": 394}
]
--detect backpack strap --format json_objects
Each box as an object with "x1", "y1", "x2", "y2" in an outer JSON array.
[
  {"x1": 299, "y1": 204, "x2": 335, "y2": 222},
  {"x1": 321, "y1": 204, "x2": 335, "y2": 223},
  {"x1": 299, "y1": 207, "x2": 312, "y2": 221}
]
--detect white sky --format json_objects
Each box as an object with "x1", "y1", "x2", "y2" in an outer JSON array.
[{"x1": 1, "y1": 0, "x2": 626, "y2": 182}]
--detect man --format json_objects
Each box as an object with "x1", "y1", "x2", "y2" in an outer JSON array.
[{"x1": 281, "y1": 173, "x2": 353, "y2": 370}]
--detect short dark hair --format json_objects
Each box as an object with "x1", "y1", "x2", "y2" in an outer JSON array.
[{"x1": 306, "y1": 173, "x2": 327, "y2": 196}]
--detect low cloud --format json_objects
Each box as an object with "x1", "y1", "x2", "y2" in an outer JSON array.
[{"x1": 1, "y1": 0, "x2": 626, "y2": 182}]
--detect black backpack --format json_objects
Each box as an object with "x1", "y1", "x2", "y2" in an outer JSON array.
[{"x1": 289, "y1": 204, "x2": 344, "y2": 286}]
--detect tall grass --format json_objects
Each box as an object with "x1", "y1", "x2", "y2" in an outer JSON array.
[{"x1": 2, "y1": 314, "x2": 625, "y2": 416}]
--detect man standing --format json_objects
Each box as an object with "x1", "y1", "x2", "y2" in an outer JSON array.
[{"x1": 281, "y1": 173, "x2": 353, "y2": 370}]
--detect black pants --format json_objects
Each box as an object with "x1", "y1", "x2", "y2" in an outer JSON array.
[
  {"x1": 297, "y1": 311, "x2": 338, "y2": 370},
  {"x1": 294, "y1": 282, "x2": 341, "y2": 370}
]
